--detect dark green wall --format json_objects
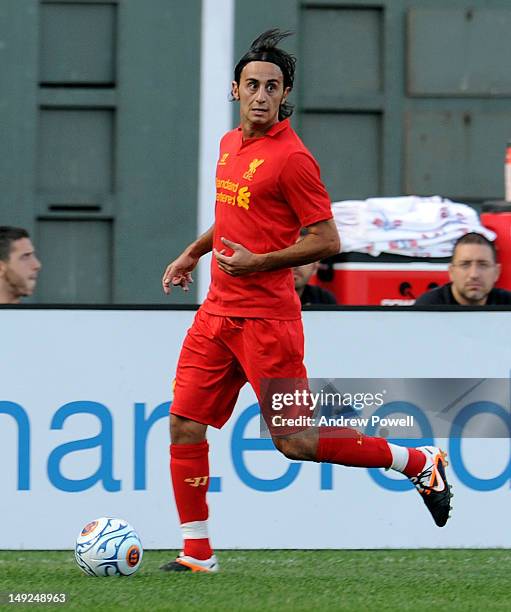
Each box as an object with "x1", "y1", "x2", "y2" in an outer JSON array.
[
  {"x1": 235, "y1": 0, "x2": 511, "y2": 204},
  {"x1": 0, "y1": 0, "x2": 201, "y2": 304},
  {"x1": 2, "y1": 0, "x2": 510, "y2": 303}
]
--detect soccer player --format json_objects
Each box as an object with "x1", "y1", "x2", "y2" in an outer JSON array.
[
  {"x1": 161, "y1": 30, "x2": 452, "y2": 573},
  {"x1": 0, "y1": 226, "x2": 41, "y2": 304}
]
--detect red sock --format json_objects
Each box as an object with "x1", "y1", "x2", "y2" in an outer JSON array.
[
  {"x1": 170, "y1": 441, "x2": 213, "y2": 560},
  {"x1": 316, "y1": 427, "x2": 392, "y2": 468},
  {"x1": 402, "y1": 448, "x2": 426, "y2": 477}
]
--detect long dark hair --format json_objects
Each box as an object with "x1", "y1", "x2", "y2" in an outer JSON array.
[{"x1": 233, "y1": 29, "x2": 296, "y2": 121}]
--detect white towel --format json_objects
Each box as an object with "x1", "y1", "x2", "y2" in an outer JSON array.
[{"x1": 332, "y1": 196, "x2": 496, "y2": 257}]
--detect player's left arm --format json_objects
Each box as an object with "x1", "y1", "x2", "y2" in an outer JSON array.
[{"x1": 213, "y1": 219, "x2": 340, "y2": 276}]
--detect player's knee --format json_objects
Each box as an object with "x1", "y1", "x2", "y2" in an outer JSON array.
[
  {"x1": 273, "y1": 437, "x2": 298, "y2": 459},
  {"x1": 273, "y1": 435, "x2": 314, "y2": 461},
  {"x1": 170, "y1": 414, "x2": 206, "y2": 445}
]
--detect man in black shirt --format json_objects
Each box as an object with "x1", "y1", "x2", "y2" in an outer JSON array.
[
  {"x1": 293, "y1": 260, "x2": 337, "y2": 306},
  {"x1": 415, "y1": 232, "x2": 511, "y2": 305}
]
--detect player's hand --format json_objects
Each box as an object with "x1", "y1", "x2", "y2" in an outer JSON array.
[
  {"x1": 213, "y1": 237, "x2": 263, "y2": 276},
  {"x1": 162, "y1": 252, "x2": 198, "y2": 294}
]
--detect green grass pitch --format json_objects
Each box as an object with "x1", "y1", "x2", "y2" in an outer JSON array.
[{"x1": 1, "y1": 549, "x2": 509, "y2": 611}]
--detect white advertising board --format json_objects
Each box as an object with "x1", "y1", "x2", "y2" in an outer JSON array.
[{"x1": 1, "y1": 309, "x2": 511, "y2": 549}]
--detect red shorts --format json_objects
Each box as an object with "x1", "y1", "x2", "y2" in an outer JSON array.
[{"x1": 171, "y1": 308, "x2": 307, "y2": 429}]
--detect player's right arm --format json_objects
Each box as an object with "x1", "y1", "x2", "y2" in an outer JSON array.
[{"x1": 162, "y1": 225, "x2": 214, "y2": 294}]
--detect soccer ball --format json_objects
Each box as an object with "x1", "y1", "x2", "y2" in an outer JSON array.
[{"x1": 75, "y1": 517, "x2": 143, "y2": 577}]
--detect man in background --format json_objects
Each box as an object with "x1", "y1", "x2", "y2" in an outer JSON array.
[
  {"x1": 415, "y1": 232, "x2": 511, "y2": 305},
  {"x1": 0, "y1": 226, "x2": 41, "y2": 304},
  {"x1": 293, "y1": 260, "x2": 337, "y2": 306}
]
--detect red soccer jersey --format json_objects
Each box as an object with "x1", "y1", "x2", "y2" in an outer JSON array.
[{"x1": 202, "y1": 119, "x2": 333, "y2": 320}]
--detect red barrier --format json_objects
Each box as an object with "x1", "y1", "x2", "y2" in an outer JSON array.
[
  {"x1": 312, "y1": 261, "x2": 449, "y2": 305},
  {"x1": 481, "y1": 201, "x2": 511, "y2": 290}
]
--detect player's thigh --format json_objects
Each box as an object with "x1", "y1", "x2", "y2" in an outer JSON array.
[
  {"x1": 240, "y1": 318, "x2": 307, "y2": 399},
  {"x1": 243, "y1": 318, "x2": 307, "y2": 380},
  {"x1": 240, "y1": 318, "x2": 309, "y2": 435},
  {"x1": 171, "y1": 309, "x2": 247, "y2": 429}
]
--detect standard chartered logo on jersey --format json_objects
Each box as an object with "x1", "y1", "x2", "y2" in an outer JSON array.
[
  {"x1": 216, "y1": 178, "x2": 251, "y2": 210},
  {"x1": 236, "y1": 186, "x2": 250, "y2": 209},
  {"x1": 215, "y1": 158, "x2": 264, "y2": 211}
]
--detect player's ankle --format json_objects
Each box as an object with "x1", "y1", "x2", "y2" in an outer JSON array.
[
  {"x1": 183, "y1": 538, "x2": 213, "y2": 560},
  {"x1": 402, "y1": 447, "x2": 426, "y2": 477},
  {"x1": 388, "y1": 444, "x2": 426, "y2": 477}
]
